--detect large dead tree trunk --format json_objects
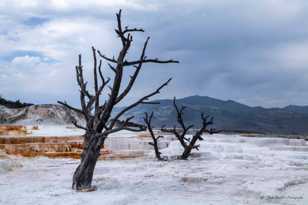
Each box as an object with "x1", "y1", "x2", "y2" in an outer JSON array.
[
  {"x1": 72, "y1": 134, "x2": 102, "y2": 190},
  {"x1": 58, "y1": 10, "x2": 178, "y2": 191}
]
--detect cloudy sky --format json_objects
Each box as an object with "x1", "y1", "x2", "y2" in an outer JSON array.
[{"x1": 1, "y1": 0, "x2": 308, "y2": 108}]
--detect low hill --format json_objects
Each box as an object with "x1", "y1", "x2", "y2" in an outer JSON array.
[{"x1": 0, "y1": 104, "x2": 84, "y2": 125}]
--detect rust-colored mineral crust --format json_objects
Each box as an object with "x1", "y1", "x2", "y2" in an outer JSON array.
[
  {"x1": 0, "y1": 125, "x2": 27, "y2": 135},
  {"x1": 0, "y1": 135, "x2": 145, "y2": 160}
]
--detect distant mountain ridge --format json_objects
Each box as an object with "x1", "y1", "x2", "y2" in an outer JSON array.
[
  {"x1": 1, "y1": 95, "x2": 308, "y2": 134},
  {"x1": 0, "y1": 96, "x2": 33, "y2": 108},
  {"x1": 119, "y1": 95, "x2": 308, "y2": 135}
]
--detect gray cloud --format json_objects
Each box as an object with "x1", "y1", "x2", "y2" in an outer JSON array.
[{"x1": 1, "y1": 0, "x2": 308, "y2": 107}]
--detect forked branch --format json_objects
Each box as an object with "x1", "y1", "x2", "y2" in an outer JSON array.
[
  {"x1": 181, "y1": 113, "x2": 218, "y2": 159},
  {"x1": 108, "y1": 78, "x2": 172, "y2": 130},
  {"x1": 160, "y1": 97, "x2": 218, "y2": 159}
]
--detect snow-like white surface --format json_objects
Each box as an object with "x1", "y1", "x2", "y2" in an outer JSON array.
[
  {"x1": 0, "y1": 134, "x2": 308, "y2": 205},
  {"x1": 0, "y1": 104, "x2": 85, "y2": 125},
  {"x1": 27, "y1": 125, "x2": 85, "y2": 136},
  {"x1": 26, "y1": 125, "x2": 143, "y2": 137}
]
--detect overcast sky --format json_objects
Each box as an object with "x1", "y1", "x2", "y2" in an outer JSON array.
[{"x1": 1, "y1": 0, "x2": 308, "y2": 108}]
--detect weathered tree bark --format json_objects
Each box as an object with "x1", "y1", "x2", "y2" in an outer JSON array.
[
  {"x1": 72, "y1": 134, "x2": 103, "y2": 190},
  {"x1": 181, "y1": 148, "x2": 192, "y2": 160},
  {"x1": 58, "y1": 10, "x2": 178, "y2": 191}
]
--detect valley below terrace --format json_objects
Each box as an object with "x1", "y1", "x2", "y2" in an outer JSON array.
[{"x1": 0, "y1": 127, "x2": 308, "y2": 205}]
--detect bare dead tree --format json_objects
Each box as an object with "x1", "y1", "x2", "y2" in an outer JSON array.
[
  {"x1": 161, "y1": 97, "x2": 217, "y2": 160},
  {"x1": 144, "y1": 112, "x2": 164, "y2": 160},
  {"x1": 58, "y1": 10, "x2": 178, "y2": 191},
  {"x1": 161, "y1": 97, "x2": 194, "y2": 149},
  {"x1": 181, "y1": 114, "x2": 217, "y2": 159}
]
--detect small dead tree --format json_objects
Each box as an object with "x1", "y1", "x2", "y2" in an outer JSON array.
[
  {"x1": 58, "y1": 10, "x2": 178, "y2": 191},
  {"x1": 161, "y1": 97, "x2": 217, "y2": 160},
  {"x1": 144, "y1": 112, "x2": 164, "y2": 160}
]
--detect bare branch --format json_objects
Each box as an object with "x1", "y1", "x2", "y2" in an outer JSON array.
[
  {"x1": 97, "y1": 50, "x2": 117, "y2": 64},
  {"x1": 92, "y1": 47, "x2": 100, "y2": 112},
  {"x1": 58, "y1": 101, "x2": 83, "y2": 115},
  {"x1": 160, "y1": 98, "x2": 194, "y2": 149},
  {"x1": 161, "y1": 125, "x2": 188, "y2": 149},
  {"x1": 115, "y1": 9, "x2": 126, "y2": 46},
  {"x1": 141, "y1": 101, "x2": 160, "y2": 105},
  {"x1": 92, "y1": 47, "x2": 99, "y2": 95},
  {"x1": 103, "y1": 116, "x2": 145, "y2": 135},
  {"x1": 123, "y1": 26, "x2": 144, "y2": 34},
  {"x1": 115, "y1": 37, "x2": 150, "y2": 103},
  {"x1": 109, "y1": 78, "x2": 172, "y2": 130},
  {"x1": 144, "y1": 112, "x2": 164, "y2": 160},
  {"x1": 181, "y1": 113, "x2": 218, "y2": 159},
  {"x1": 72, "y1": 119, "x2": 87, "y2": 131},
  {"x1": 124, "y1": 58, "x2": 179, "y2": 66}
]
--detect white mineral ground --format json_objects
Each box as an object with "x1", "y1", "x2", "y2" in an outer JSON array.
[{"x1": 0, "y1": 133, "x2": 308, "y2": 205}]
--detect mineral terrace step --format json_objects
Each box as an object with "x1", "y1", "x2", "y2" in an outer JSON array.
[
  {"x1": 3, "y1": 143, "x2": 83, "y2": 154},
  {"x1": 0, "y1": 136, "x2": 83, "y2": 144},
  {"x1": 40, "y1": 152, "x2": 81, "y2": 159},
  {"x1": 4, "y1": 149, "x2": 110, "y2": 159},
  {"x1": 2, "y1": 145, "x2": 143, "y2": 160},
  {"x1": 99, "y1": 150, "x2": 145, "y2": 160},
  {"x1": 0, "y1": 135, "x2": 154, "y2": 160},
  {"x1": 0, "y1": 125, "x2": 27, "y2": 135}
]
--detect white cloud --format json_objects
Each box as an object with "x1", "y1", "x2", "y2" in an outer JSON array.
[
  {"x1": 0, "y1": 0, "x2": 157, "y2": 17},
  {"x1": 270, "y1": 41, "x2": 308, "y2": 70},
  {"x1": 1, "y1": 0, "x2": 308, "y2": 107},
  {"x1": 11, "y1": 55, "x2": 41, "y2": 65},
  {"x1": 48, "y1": 0, "x2": 156, "y2": 10}
]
